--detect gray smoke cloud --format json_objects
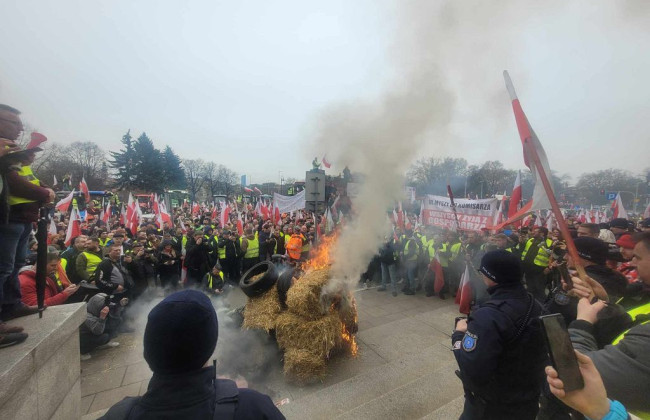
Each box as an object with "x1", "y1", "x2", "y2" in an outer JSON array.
[{"x1": 308, "y1": 0, "x2": 627, "y2": 290}]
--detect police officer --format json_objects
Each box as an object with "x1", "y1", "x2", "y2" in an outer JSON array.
[{"x1": 452, "y1": 250, "x2": 546, "y2": 419}]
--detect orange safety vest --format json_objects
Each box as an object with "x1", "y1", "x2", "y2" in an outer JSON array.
[{"x1": 286, "y1": 234, "x2": 303, "y2": 260}]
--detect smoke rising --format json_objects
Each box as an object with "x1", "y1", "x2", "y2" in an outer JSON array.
[{"x1": 310, "y1": 0, "x2": 650, "y2": 289}]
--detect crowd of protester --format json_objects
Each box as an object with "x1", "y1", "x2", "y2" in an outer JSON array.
[{"x1": 3, "y1": 102, "x2": 650, "y2": 419}]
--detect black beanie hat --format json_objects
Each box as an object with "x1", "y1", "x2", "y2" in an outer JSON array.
[
  {"x1": 144, "y1": 290, "x2": 218, "y2": 374},
  {"x1": 574, "y1": 237, "x2": 608, "y2": 265},
  {"x1": 478, "y1": 250, "x2": 522, "y2": 284},
  {"x1": 609, "y1": 218, "x2": 628, "y2": 230}
]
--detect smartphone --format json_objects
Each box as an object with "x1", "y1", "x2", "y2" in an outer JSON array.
[
  {"x1": 557, "y1": 262, "x2": 573, "y2": 289},
  {"x1": 539, "y1": 314, "x2": 584, "y2": 392}
]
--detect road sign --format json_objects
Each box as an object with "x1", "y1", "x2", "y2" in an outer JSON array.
[{"x1": 606, "y1": 192, "x2": 617, "y2": 200}]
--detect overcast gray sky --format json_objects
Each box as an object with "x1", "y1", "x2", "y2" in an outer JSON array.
[{"x1": 1, "y1": 0, "x2": 648, "y2": 184}]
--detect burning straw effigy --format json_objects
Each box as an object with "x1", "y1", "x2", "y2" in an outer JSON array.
[{"x1": 242, "y1": 254, "x2": 359, "y2": 384}]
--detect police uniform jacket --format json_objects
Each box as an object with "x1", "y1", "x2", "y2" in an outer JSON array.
[
  {"x1": 452, "y1": 283, "x2": 546, "y2": 410},
  {"x1": 100, "y1": 366, "x2": 285, "y2": 420}
]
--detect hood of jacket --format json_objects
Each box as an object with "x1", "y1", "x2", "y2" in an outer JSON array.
[{"x1": 87, "y1": 293, "x2": 107, "y2": 316}]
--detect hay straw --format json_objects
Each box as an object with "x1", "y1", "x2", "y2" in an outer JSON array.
[
  {"x1": 283, "y1": 348, "x2": 326, "y2": 384},
  {"x1": 275, "y1": 311, "x2": 342, "y2": 358},
  {"x1": 285, "y1": 268, "x2": 330, "y2": 320},
  {"x1": 242, "y1": 287, "x2": 282, "y2": 331},
  {"x1": 338, "y1": 293, "x2": 358, "y2": 334}
]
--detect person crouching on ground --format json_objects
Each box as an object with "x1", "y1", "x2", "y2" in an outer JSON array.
[
  {"x1": 202, "y1": 264, "x2": 225, "y2": 295},
  {"x1": 99, "y1": 290, "x2": 285, "y2": 419},
  {"x1": 79, "y1": 293, "x2": 125, "y2": 360}
]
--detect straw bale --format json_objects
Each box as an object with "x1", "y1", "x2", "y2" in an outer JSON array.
[
  {"x1": 285, "y1": 268, "x2": 330, "y2": 320},
  {"x1": 242, "y1": 287, "x2": 282, "y2": 331},
  {"x1": 283, "y1": 348, "x2": 326, "y2": 383},
  {"x1": 275, "y1": 311, "x2": 342, "y2": 358},
  {"x1": 338, "y1": 294, "x2": 358, "y2": 334},
  {"x1": 250, "y1": 273, "x2": 264, "y2": 282}
]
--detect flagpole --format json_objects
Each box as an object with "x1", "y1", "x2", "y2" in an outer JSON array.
[
  {"x1": 446, "y1": 185, "x2": 461, "y2": 232},
  {"x1": 522, "y1": 138, "x2": 588, "y2": 281}
]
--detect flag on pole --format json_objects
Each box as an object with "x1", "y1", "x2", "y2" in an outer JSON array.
[
  {"x1": 457, "y1": 264, "x2": 472, "y2": 315},
  {"x1": 644, "y1": 202, "x2": 650, "y2": 219},
  {"x1": 220, "y1": 204, "x2": 231, "y2": 228},
  {"x1": 431, "y1": 253, "x2": 445, "y2": 295},
  {"x1": 79, "y1": 177, "x2": 90, "y2": 204},
  {"x1": 120, "y1": 204, "x2": 127, "y2": 226},
  {"x1": 102, "y1": 202, "x2": 111, "y2": 224},
  {"x1": 612, "y1": 193, "x2": 628, "y2": 219},
  {"x1": 325, "y1": 207, "x2": 335, "y2": 233},
  {"x1": 53, "y1": 174, "x2": 58, "y2": 186},
  {"x1": 55, "y1": 190, "x2": 75, "y2": 213},
  {"x1": 49, "y1": 218, "x2": 57, "y2": 235},
  {"x1": 504, "y1": 71, "x2": 553, "y2": 213},
  {"x1": 244, "y1": 187, "x2": 253, "y2": 193},
  {"x1": 322, "y1": 155, "x2": 332, "y2": 169},
  {"x1": 236, "y1": 212, "x2": 244, "y2": 236},
  {"x1": 64, "y1": 209, "x2": 81, "y2": 246},
  {"x1": 253, "y1": 187, "x2": 262, "y2": 195},
  {"x1": 508, "y1": 171, "x2": 522, "y2": 220}
]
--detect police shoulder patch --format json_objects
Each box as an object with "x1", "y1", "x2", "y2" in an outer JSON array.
[{"x1": 462, "y1": 332, "x2": 478, "y2": 352}]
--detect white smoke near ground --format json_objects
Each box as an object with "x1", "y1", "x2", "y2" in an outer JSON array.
[{"x1": 117, "y1": 286, "x2": 282, "y2": 395}]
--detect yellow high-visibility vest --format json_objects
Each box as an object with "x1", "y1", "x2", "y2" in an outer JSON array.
[
  {"x1": 244, "y1": 236, "x2": 259, "y2": 259},
  {"x1": 8, "y1": 165, "x2": 40, "y2": 206},
  {"x1": 207, "y1": 271, "x2": 224, "y2": 289},
  {"x1": 81, "y1": 251, "x2": 102, "y2": 276},
  {"x1": 521, "y1": 238, "x2": 553, "y2": 267},
  {"x1": 611, "y1": 302, "x2": 650, "y2": 345}
]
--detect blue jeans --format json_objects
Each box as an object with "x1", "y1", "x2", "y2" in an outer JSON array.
[
  {"x1": 380, "y1": 263, "x2": 397, "y2": 293},
  {"x1": 405, "y1": 260, "x2": 418, "y2": 291},
  {"x1": 0, "y1": 222, "x2": 32, "y2": 313}
]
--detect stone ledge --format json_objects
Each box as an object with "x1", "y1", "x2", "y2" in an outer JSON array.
[{"x1": 0, "y1": 303, "x2": 86, "y2": 407}]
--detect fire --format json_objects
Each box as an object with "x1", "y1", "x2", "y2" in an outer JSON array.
[
  {"x1": 341, "y1": 321, "x2": 359, "y2": 357},
  {"x1": 303, "y1": 231, "x2": 339, "y2": 271}
]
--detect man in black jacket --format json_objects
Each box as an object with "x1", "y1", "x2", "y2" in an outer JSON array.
[
  {"x1": 217, "y1": 229, "x2": 241, "y2": 283},
  {"x1": 100, "y1": 290, "x2": 285, "y2": 420},
  {"x1": 184, "y1": 230, "x2": 211, "y2": 286},
  {"x1": 95, "y1": 244, "x2": 130, "y2": 296}
]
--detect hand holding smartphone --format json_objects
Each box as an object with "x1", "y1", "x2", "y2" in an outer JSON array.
[{"x1": 540, "y1": 314, "x2": 584, "y2": 392}]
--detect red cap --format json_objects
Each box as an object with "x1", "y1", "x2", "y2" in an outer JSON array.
[{"x1": 616, "y1": 234, "x2": 635, "y2": 250}]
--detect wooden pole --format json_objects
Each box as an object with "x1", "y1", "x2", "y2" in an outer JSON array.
[{"x1": 523, "y1": 138, "x2": 587, "y2": 280}]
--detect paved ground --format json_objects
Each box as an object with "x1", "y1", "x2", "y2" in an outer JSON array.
[{"x1": 80, "y1": 283, "x2": 464, "y2": 419}]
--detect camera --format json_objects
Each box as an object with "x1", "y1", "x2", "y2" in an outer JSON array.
[
  {"x1": 104, "y1": 294, "x2": 117, "y2": 309},
  {"x1": 551, "y1": 243, "x2": 567, "y2": 262}
]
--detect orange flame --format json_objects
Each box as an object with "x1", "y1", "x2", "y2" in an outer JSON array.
[
  {"x1": 341, "y1": 321, "x2": 358, "y2": 357},
  {"x1": 302, "y1": 231, "x2": 339, "y2": 271}
]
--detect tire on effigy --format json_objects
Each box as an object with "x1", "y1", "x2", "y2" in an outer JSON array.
[{"x1": 240, "y1": 261, "x2": 278, "y2": 298}]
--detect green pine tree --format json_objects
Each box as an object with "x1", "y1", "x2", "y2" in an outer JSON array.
[
  {"x1": 132, "y1": 132, "x2": 163, "y2": 192},
  {"x1": 109, "y1": 130, "x2": 136, "y2": 190},
  {"x1": 161, "y1": 145, "x2": 186, "y2": 190}
]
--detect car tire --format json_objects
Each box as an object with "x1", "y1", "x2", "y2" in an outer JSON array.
[{"x1": 240, "y1": 261, "x2": 278, "y2": 298}]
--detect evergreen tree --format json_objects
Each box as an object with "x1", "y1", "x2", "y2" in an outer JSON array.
[
  {"x1": 132, "y1": 132, "x2": 163, "y2": 192},
  {"x1": 110, "y1": 130, "x2": 136, "y2": 190},
  {"x1": 161, "y1": 145, "x2": 186, "y2": 190}
]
